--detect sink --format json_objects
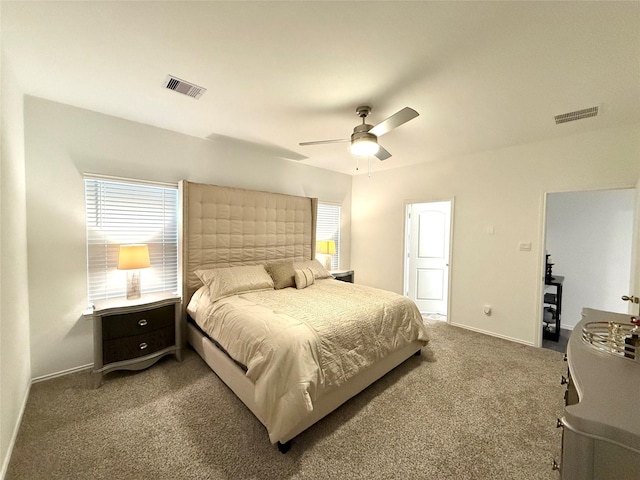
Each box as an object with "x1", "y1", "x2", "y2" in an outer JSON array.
[{"x1": 582, "y1": 320, "x2": 638, "y2": 360}]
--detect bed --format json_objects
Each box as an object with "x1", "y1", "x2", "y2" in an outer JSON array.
[{"x1": 180, "y1": 180, "x2": 428, "y2": 451}]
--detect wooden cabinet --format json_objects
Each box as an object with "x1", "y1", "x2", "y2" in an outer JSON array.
[
  {"x1": 557, "y1": 309, "x2": 640, "y2": 479},
  {"x1": 92, "y1": 292, "x2": 181, "y2": 387}
]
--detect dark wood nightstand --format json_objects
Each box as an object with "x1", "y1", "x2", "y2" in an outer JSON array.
[
  {"x1": 331, "y1": 270, "x2": 354, "y2": 283},
  {"x1": 92, "y1": 292, "x2": 182, "y2": 387}
]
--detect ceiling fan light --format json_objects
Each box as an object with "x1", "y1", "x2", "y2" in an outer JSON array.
[{"x1": 350, "y1": 138, "x2": 380, "y2": 156}]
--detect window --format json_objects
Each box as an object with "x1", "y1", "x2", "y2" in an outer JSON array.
[
  {"x1": 84, "y1": 177, "x2": 178, "y2": 304},
  {"x1": 316, "y1": 203, "x2": 341, "y2": 270}
]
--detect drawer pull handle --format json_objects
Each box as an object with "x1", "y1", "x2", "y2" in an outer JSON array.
[
  {"x1": 138, "y1": 319, "x2": 148, "y2": 327},
  {"x1": 139, "y1": 342, "x2": 148, "y2": 350}
]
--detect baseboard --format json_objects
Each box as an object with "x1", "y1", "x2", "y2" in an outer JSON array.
[
  {"x1": 0, "y1": 381, "x2": 31, "y2": 480},
  {"x1": 31, "y1": 363, "x2": 93, "y2": 384},
  {"x1": 1, "y1": 364, "x2": 94, "y2": 478},
  {"x1": 449, "y1": 322, "x2": 536, "y2": 347}
]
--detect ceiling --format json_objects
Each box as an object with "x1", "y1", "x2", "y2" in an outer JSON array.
[{"x1": 3, "y1": 1, "x2": 639, "y2": 175}]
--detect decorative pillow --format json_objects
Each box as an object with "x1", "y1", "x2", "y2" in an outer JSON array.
[
  {"x1": 195, "y1": 265, "x2": 274, "y2": 302},
  {"x1": 267, "y1": 261, "x2": 296, "y2": 289},
  {"x1": 186, "y1": 285, "x2": 210, "y2": 318},
  {"x1": 294, "y1": 268, "x2": 315, "y2": 289},
  {"x1": 293, "y1": 259, "x2": 332, "y2": 279}
]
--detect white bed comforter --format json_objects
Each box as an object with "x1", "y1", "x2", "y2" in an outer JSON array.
[{"x1": 190, "y1": 278, "x2": 428, "y2": 442}]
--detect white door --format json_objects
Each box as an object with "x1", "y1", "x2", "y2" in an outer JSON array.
[
  {"x1": 630, "y1": 179, "x2": 640, "y2": 312},
  {"x1": 405, "y1": 201, "x2": 452, "y2": 315}
]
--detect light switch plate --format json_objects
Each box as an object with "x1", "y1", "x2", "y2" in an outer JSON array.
[{"x1": 519, "y1": 242, "x2": 532, "y2": 251}]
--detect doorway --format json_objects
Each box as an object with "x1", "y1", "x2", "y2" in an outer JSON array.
[
  {"x1": 404, "y1": 200, "x2": 452, "y2": 320},
  {"x1": 541, "y1": 188, "x2": 636, "y2": 351}
]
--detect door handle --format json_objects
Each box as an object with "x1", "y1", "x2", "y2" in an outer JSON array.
[{"x1": 622, "y1": 295, "x2": 639, "y2": 304}]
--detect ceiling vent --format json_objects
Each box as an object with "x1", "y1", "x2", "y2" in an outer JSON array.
[
  {"x1": 554, "y1": 106, "x2": 599, "y2": 125},
  {"x1": 163, "y1": 75, "x2": 206, "y2": 99}
]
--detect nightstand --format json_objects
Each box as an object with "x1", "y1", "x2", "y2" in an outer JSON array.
[
  {"x1": 92, "y1": 292, "x2": 182, "y2": 387},
  {"x1": 331, "y1": 270, "x2": 354, "y2": 283}
]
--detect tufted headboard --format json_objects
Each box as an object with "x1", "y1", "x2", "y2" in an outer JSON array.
[{"x1": 179, "y1": 180, "x2": 318, "y2": 308}]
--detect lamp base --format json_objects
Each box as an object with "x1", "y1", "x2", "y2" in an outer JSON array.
[
  {"x1": 323, "y1": 255, "x2": 332, "y2": 271},
  {"x1": 126, "y1": 271, "x2": 141, "y2": 299}
]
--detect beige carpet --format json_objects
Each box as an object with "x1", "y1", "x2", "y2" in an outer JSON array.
[{"x1": 6, "y1": 321, "x2": 564, "y2": 480}]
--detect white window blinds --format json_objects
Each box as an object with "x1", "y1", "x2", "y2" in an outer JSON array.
[
  {"x1": 84, "y1": 177, "x2": 178, "y2": 304},
  {"x1": 317, "y1": 203, "x2": 341, "y2": 270}
]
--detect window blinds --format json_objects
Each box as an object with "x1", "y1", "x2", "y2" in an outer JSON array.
[
  {"x1": 317, "y1": 203, "x2": 341, "y2": 270},
  {"x1": 84, "y1": 178, "x2": 178, "y2": 304}
]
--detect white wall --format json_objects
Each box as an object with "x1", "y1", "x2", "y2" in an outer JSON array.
[
  {"x1": 0, "y1": 21, "x2": 32, "y2": 480},
  {"x1": 546, "y1": 189, "x2": 635, "y2": 329},
  {"x1": 352, "y1": 123, "x2": 640, "y2": 346},
  {"x1": 24, "y1": 96, "x2": 352, "y2": 379}
]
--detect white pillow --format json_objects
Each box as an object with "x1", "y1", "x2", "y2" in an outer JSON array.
[
  {"x1": 195, "y1": 265, "x2": 274, "y2": 302},
  {"x1": 294, "y1": 268, "x2": 315, "y2": 289},
  {"x1": 293, "y1": 259, "x2": 332, "y2": 279},
  {"x1": 186, "y1": 285, "x2": 209, "y2": 318}
]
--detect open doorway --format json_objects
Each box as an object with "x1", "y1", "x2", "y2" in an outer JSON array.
[
  {"x1": 541, "y1": 188, "x2": 636, "y2": 352},
  {"x1": 404, "y1": 200, "x2": 453, "y2": 321}
]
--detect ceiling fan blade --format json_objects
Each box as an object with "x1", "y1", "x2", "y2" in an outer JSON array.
[
  {"x1": 207, "y1": 133, "x2": 308, "y2": 161},
  {"x1": 375, "y1": 145, "x2": 392, "y2": 161},
  {"x1": 299, "y1": 139, "x2": 349, "y2": 146},
  {"x1": 369, "y1": 107, "x2": 419, "y2": 137}
]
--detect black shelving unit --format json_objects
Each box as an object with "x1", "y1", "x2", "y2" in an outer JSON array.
[{"x1": 543, "y1": 275, "x2": 564, "y2": 341}]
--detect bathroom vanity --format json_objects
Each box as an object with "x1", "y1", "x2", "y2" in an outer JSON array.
[{"x1": 558, "y1": 308, "x2": 640, "y2": 479}]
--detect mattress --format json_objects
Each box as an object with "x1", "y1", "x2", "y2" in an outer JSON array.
[{"x1": 188, "y1": 278, "x2": 428, "y2": 442}]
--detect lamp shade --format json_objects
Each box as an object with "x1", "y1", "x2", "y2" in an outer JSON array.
[
  {"x1": 117, "y1": 244, "x2": 150, "y2": 270},
  {"x1": 316, "y1": 240, "x2": 336, "y2": 256},
  {"x1": 349, "y1": 137, "x2": 380, "y2": 156}
]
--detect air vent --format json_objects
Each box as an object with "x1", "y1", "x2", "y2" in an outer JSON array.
[
  {"x1": 163, "y1": 75, "x2": 206, "y2": 99},
  {"x1": 554, "y1": 106, "x2": 598, "y2": 125}
]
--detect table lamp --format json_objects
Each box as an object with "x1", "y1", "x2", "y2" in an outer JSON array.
[
  {"x1": 316, "y1": 240, "x2": 336, "y2": 271},
  {"x1": 118, "y1": 244, "x2": 150, "y2": 299}
]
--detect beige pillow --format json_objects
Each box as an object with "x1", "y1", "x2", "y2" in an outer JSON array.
[
  {"x1": 294, "y1": 268, "x2": 315, "y2": 289},
  {"x1": 267, "y1": 261, "x2": 296, "y2": 289},
  {"x1": 195, "y1": 265, "x2": 274, "y2": 302},
  {"x1": 293, "y1": 259, "x2": 332, "y2": 279}
]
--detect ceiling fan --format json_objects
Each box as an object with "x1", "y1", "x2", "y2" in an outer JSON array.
[{"x1": 299, "y1": 105, "x2": 419, "y2": 161}]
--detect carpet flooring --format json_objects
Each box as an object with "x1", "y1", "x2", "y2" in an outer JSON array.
[
  {"x1": 6, "y1": 321, "x2": 565, "y2": 480},
  {"x1": 542, "y1": 328, "x2": 571, "y2": 354}
]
